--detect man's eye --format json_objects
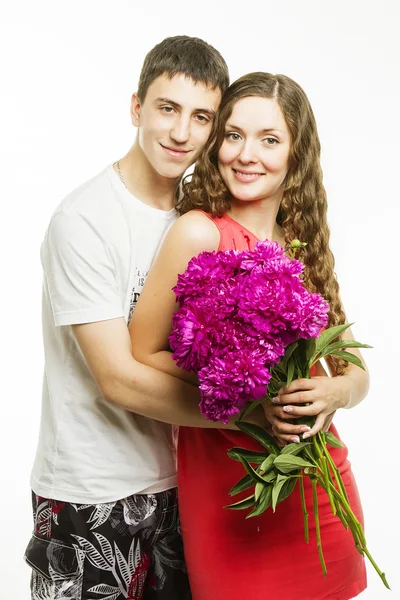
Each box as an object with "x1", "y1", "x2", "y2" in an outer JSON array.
[
  {"x1": 161, "y1": 106, "x2": 174, "y2": 113},
  {"x1": 195, "y1": 114, "x2": 209, "y2": 123}
]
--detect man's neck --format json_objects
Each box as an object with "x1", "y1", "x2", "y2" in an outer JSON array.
[{"x1": 117, "y1": 143, "x2": 178, "y2": 211}]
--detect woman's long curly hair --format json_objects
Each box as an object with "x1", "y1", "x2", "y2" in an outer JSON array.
[{"x1": 178, "y1": 72, "x2": 346, "y2": 374}]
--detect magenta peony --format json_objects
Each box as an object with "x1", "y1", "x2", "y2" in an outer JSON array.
[{"x1": 169, "y1": 240, "x2": 329, "y2": 422}]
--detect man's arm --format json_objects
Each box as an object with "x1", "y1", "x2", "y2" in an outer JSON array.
[
  {"x1": 47, "y1": 210, "x2": 264, "y2": 429},
  {"x1": 72, "y1": 317, "x2": 242, "y2": 428}
]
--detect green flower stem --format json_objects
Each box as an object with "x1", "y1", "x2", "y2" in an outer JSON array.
[
  {"x1": 311, "y1": 478, "x2": 327, "y2": 576},
  {"x1": 299, "y1": 475, "x2": 309, "y2": 543},
  {"x1": 303, "y1": 447, "x2": 320, "y2": 470},
  {"x1": 334, "y1": 501, "x2": 349, "y2": 530},
  {"x1": 312, "y1": 474, "x2": 370, "y2": 568},
  {"x1": 312, "y1": 435, "x2": 323, "y2": 460},
  {"x1": 327, "y1": 482, "x2": 366, "y2": 547},
  {"x1": 362, "y1": 549, "x2": 390, "y2": 590},
  {"x1": 303, "y1": 444, "x2": 331, "y2": 501},
  {"x1": 300, "y1": 433, "x2": 375, "y2": 578},
  {"x1": 314, "y1": 475, "x2": 360, "y2": 542},
  {"x1": 323, "y1": 480, "x2": 389, "y2": 588},
  {"x1": 317, "y1": 432, "x2": 349, "y2": 503},
  {"x1": 321, "y1": 456, "x2": 336, "y2": 515}
]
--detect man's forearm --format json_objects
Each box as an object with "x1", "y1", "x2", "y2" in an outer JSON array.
[
  {"x1": 100, "y1": 354, "x2": 238, "y2": 429},
  {"x1": 72, "y1": 319, "x2": 262, "y2": 430}
]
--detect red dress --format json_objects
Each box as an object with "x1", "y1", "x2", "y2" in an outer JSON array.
[{"x1": 178, "y1": 213, "x2": 367, "y2": 600}]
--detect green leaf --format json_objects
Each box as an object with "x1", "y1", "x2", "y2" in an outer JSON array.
[
  {"x1": 259, "y1": 454, "x2": 275, "y2": 474},
  {"x1": 262, "y1": 469, "x2": 278, "y2": 483},
  {"x1": 275, "y1": 476, "x2": 297, "y2": 506},
  {"x1": 227, "y1": 447, "x2": 267, "y2": 464},
  {"x1": 328, "y1": 351, "x2": 365, "y2": 370},
  {"x1": 274, "y1": 454, "x2": 314, "y2": 474},
  {"x1": 305, "y1": 337, "x2": 317, "y2": 363},
  {"x1": 255, "y1": 481, "x2": 265, "y2": 502},
  {"x1": 225, "y1": 494, "x2": 255, "y2": 510},
  {"x1": 281, "y1": 441, "x2": 312, "y2": 456},
  {"x1": 271, "y1": 363, "x2": 286, "y2": 376},
  {"x1": 239, "y1": 399, "x2": 265, "y2": 421},
  {"x1": 315, "y1": 323, "x2": 353, "y2": 355},
  {"x1": 286, "y1": 357, "x2": 295, "y2": 386},
  {"x1": 246, "y1": 485, "x2": 273, "y2": 518},
  {"x1": 321, "y1": 340, "x2": 372, "y2": 356},
  {"x1": 324, "y1": 431, "x2": 343, "y2": 449},
  {"x1": 272, "y1": 475, "x2": 289, "y2": 511},
  {"x1": 282, "y1": 342, "x2": 298, "y2": 367},
  {"x1": 235, "y1": 421, "x2": 280, "y2": 454},
  {"x1": 238, "y1": 456, "x2": 269, "y2": 484},
  {"x1": 228, "y1": 473, "x2": 254, "y2": 496}
]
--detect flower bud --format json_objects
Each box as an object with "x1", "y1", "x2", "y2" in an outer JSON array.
[{"x1": 291, "y1": 239, "x2": 307, "y2": 248}]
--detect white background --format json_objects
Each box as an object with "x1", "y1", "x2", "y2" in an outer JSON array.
[{"x1": 1, "y1": 1, "x2": 399, "y2": 598}]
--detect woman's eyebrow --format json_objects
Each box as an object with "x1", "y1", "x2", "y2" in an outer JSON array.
[{"x1": 225, "y1": 123, "x2": 285, "y2": 134}]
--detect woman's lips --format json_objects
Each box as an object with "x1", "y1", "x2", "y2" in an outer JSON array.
[{"x1": 233, "y1": 168, "x2": 265, "y2": 183}]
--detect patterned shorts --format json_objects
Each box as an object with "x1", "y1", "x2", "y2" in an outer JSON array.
[{"x1": 24, "y1": 489, "x2": 191, "y2": 600}]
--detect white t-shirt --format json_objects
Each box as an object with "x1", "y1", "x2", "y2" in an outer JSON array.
[{"x1": 30, "y1": 165, "x2": 178, "y2": 504}]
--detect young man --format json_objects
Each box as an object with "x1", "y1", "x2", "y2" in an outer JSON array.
[{"x1": 25, "y1": 36, "x2": 229, "y2": 600}]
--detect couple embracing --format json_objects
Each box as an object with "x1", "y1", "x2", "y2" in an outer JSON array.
[{"x1": 25, "y1": 35, "x2": 368, "y2": 600}]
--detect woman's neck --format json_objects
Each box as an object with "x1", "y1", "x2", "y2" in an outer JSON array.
[{"x1": 227, "y1": 197, "x2": 285, "y2": 244}]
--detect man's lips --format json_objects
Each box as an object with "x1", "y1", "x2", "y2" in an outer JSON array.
[
  {"x1": 232, "y1": 168, "x2": 265, "y2": 182},
  {"x1": 160, "y1": 143, "x2": 192, "y2": 158}
]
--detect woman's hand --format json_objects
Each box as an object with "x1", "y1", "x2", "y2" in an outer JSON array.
[{"x1": 263, "y1": 375, "x2": 351, "y2": 445}]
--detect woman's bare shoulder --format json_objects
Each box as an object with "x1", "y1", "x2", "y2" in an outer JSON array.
[{"x1": 170, "y1": 210, "x2": 220, "y2": 252}]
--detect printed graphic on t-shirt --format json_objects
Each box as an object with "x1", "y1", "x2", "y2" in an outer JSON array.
[{"x1": 128, "y1": 267, "x2": 149, "y2": 324}]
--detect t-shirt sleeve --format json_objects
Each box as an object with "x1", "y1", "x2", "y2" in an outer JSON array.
[{"x1": 42, "y1": 211, "x2": 124, "y2": 326}]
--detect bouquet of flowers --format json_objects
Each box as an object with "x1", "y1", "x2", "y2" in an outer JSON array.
[{"x1": 169, "y1": 239, "x2": 389, "y2": 588}]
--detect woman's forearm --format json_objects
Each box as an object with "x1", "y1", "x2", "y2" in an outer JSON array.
[{"x1": 339, "y1": 362, "x2": 370, "y2": 409}]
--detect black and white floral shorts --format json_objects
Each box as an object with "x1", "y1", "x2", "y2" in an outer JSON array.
[{"x1": 24, "y1": 489, "x2": 191, "y2": 600}]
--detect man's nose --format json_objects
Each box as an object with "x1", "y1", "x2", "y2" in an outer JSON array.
[{"x1": 170, "y1": 116, "x2": 191, "y2": 144}]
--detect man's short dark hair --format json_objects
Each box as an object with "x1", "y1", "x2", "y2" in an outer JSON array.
[{"x1": 137, "y1": 36, "x2": 229, "y2": 102}]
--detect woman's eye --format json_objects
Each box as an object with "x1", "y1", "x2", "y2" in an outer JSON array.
[
  {"x1": 226, "y1": 132, "x2": 241, "y2": 141},
  {"x1": 264, "y1": 137, "x2": 278, "y2": 145}
]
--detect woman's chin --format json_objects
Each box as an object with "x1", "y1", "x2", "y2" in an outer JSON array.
[{"x1": 231, "y1": 191, "x2": 263, "y2": 203}]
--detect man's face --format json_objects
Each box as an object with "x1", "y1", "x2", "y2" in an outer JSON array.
[{"x1": 132, "y1": 74, "x2": 222, "y2": 180}]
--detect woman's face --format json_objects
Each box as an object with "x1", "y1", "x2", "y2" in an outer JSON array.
[{"x1": 217, "y1": 96, "x2": 291, "y2": 204}]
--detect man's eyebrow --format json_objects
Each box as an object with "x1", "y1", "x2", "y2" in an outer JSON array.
[
  {"x1": 226, "y1": 123, "x2": 285, "y2": 134},
  {"x1": 156, "y1": 97, "x2": 216, "y2": 116}
]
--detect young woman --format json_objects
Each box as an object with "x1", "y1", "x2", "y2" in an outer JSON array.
[{"x1": 130, "y1": 73, "x2": 368, "y2": 599}]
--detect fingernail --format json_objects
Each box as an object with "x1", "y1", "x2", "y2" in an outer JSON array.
[
  {"x1": 302, "y1": 432, "x2": 310, "y2": 439},
  {"x1": 300, "y1": 426, "x2": 311, "y2": 433},
  {"x1": 272, "y1": 397, "x2": 279, "y2": 403},
  {"x1": 283, "y1": 406, "x2": 292, "y2": 413},
  {"x1": 291, "y1": 436, "x2": 300, "y2": 443}
]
